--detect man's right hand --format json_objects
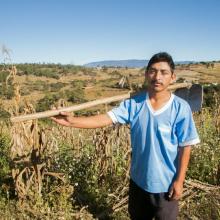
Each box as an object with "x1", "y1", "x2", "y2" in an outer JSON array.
[{"x1": 51, "y1": 112, "x2": 74, "y2": 127}]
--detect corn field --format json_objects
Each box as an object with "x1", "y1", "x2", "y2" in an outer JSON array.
[{"x1": 0, "y1": 64, "x2": 220, "y2": 219}]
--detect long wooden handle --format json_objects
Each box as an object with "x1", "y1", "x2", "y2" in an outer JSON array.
[
  {"x1": 10, "y1": 83, "x2": 191, "y2": 123},
  {"x1": 11, "y1": 93, "x2": 130, "y2": 123}
]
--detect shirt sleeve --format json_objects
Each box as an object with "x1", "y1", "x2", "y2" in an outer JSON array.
[
  {"x1": 176, "y1": 103, "x2": 200, "y2": 147},
  {"x1": 107, "y1": 98, "x2": 131, "y2": 124}
]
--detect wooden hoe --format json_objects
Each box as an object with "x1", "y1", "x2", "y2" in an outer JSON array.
[{"x1": 10, "y1": 83, "x2": 203, "y2": 123}]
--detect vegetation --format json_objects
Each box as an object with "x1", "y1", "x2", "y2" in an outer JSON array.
[
  {"x1": 0, "y1": 63, "x2": 93, "y2": 79},
  {"x1": 0, "y1": 62, "x2": 219, "y2": 219},
  {"x1": 36, "y1": 87, "x2": 86, "y2": 112},
  {"x1": 0, "y1": 105, "x2": 219, "y2": 219},
  {"x1": 203, "y1": 83, "x2": 220, "y2": 107},
  {"x1": 0, "y1": 69, "x2": 15, "y2": 99}
]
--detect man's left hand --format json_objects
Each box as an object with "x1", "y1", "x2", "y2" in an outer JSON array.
[{"x1": 168, "y1": 180, "x2": 183, "y2": 200}]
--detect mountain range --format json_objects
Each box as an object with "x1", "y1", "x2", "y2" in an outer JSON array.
[{"x1": 84, "y1": 59, "x2": 194, "y2": 68}]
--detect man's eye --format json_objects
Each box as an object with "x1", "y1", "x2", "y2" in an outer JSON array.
[
  {"x1": 149, "y1": 69, "x2": 156, "y2": 74},
  {"x1": 162, "y1": 71, "x2": 169, "y2": 75}
]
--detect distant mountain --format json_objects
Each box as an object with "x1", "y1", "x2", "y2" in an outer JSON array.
[
  {"x1": 84, "y1": 59, "x2": 194, "y2": 68},
  {"x1": 84, "y1": 59, "x2": 147, "y2": 68}
]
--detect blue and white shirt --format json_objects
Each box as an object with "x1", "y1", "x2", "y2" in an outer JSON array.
[{"x1": 107, "y1": 92, "x2": 200, "y2": 193}]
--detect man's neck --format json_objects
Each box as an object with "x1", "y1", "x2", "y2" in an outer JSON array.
[{"x1": 148, "y1": 89, "x2": 171, "y2": 102}]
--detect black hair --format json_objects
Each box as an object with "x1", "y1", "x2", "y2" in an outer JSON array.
[{"x1": 146, "y1": 52, "x2": 175, "y2": 73}]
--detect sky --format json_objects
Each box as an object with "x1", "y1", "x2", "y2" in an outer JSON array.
[{"x1": 0, "y1": 0, "x2": 220, "y2": 65}]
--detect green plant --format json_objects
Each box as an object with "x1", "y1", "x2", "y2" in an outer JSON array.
[
  {"x1": 0, "y1": 107, "x2": 10, "y2": 120},
  {"x1": 50, "y1": 82, "x2": 67, "y2": 92},
  {"x1": 36, "y1": 93, "x2": 64, "y2": 112},
  {"x1": 188, "y1": 108, "x2": 220, "y2": 185},
  {"x1": 0, "y1": 133, "x2": 10, "y2": 180},
  {"x1": 203, "y1": 84, "x2": 220, "y2": 107}
]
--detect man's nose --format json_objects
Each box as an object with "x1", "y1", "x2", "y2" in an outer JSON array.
[{"x1": 154, "y1": 71, "x2": 162, "y2": 80}]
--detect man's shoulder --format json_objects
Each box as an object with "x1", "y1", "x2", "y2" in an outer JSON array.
[
  {"x1": 172, "y1": 94, "x2": 190, "y2": 109},
  {"x1": 171, "y1": 94, "x2": 192, "y2": 120},
  {"x1": 129, "y1": 90, "x2": 147, "y2": 104}
]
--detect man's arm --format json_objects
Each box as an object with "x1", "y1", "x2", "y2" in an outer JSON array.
[
  {"x1": 51, "y1": 112, "x2": 113, "y2": 128},
  {"x1": 169, "y1": 145, "x2": 191, "y2": 200}
]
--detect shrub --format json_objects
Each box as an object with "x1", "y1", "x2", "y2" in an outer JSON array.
[
  {"x1": 188, "y1": 109, "x2": 220, "y2": 184},
  {"x1": 16, "y1": 64, "x2": 60, "y2": 79},
  {"x1": 111, "y1": 70, "x2": 122, "y2": 78},
  {"x1": 0, "y1": 71, "x2": 9, "y2": 82},
  {"x1": 27, "y1": 80, "x2": 48, "y2": 92},
  {"x1": 176, "y1": 77, "x2": 186, "y2": 83},
  {"x1": 36, "y1": 93, "x2": 64, "y2": 112},
  {"x1": 0, "y1": 107, "x2": 10, "y2": 120},
  {"x1": 50, "y1": 82, "x2": 67, "y2": 92},
  {"x1": 0, "y1": 84, "x2": 15, "y2": 99},
  {"x1": 203, "y1": 84, "x2": 220, "y2": 107},
  {"x1": 65, "y1": 89, "x2": 86, "y2": 103},
  {"x1": 0, "y1": 133, "x2": 11, "y2": 181},
  {"x1": 70, "y1": 80, "x2": 86, "y2": 89},
  {"x1": 35, "y1": 69, "x2": 60, "y2": 79}
]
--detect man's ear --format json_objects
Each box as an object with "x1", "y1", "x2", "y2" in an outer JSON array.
[{"x1": 171, "y1": 73, "x2": 176, "y2": 83}]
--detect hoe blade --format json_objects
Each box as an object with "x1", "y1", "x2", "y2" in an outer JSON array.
[{"x1": 174, "y1": 84, "x2": 203, "y2": 112}]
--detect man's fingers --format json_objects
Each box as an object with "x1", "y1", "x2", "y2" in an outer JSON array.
[
  {"x1": 168, "y1": 188, "x2": 173, "y2": 199},
  {"x1": 169, "y1": 189, "x2": 181, "y2": 200},
  {"x1": 172, "y1": 193, "x2": 180, "y2": 200},
  {"x1": 51, "y1": 111, "x2": 69, "y2": 118},
  {"x1": 168, "y1": 189, "x2": 180, "y2": 200},
  {"x1": 50, "y1": 116, "x2": 59, "y2": 122},
  {"x1": 59, "y1": 111, "x2": 70, "y2": 116}
]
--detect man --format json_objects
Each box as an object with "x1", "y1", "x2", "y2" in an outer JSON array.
[{"x1": 51, "y1": 52, "x2": 200, "y2": 220}]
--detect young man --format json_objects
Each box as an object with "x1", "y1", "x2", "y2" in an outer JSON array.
[{"x1": 51, "y1": 52, "x2": 200, "y2": 220}]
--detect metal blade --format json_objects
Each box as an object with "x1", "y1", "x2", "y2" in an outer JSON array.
[{"x1": 174, "y1": 84, "x2": 203, "y2": 112}]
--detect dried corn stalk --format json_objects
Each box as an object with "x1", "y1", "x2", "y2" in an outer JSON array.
[
  {"x1": 93, "y1": 125, "x2": 131, "y2": 183},
  {"x1": 10, "y1": 112, "x2": 64, "y2": 199},
  {"x1": 8, "y1": 65, "x2": 72, "y2": 202}
]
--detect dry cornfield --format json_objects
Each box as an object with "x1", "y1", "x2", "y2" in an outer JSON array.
[
  {"x1": 0, "y1": 62, "x2": 220, "y2": 219},
  {"x1": 8, "y1": 106, "x2": 220, "y2": 219}
]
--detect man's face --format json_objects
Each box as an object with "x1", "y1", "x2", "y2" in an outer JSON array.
[{"x1": 145, "y1": 61, "x2": 176, "y2": 92}]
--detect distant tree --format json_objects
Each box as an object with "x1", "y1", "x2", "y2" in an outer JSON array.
[
  {"x1": 102, "y1": 66, "x2": 108, "y2": 72},
  {"x1": 200, "y1": 61, "x2": 206, "y2": 65},
  {"x1": 176, "y1": 77, "x2": 186, "y2": 83},
  {"x1": 206, "y1": 63, "x2": 210, "y2": 68}
]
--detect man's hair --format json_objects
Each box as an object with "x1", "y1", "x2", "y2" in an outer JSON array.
[{"x1": 146, "y1": 52, "x2": 175, "y2": 73}]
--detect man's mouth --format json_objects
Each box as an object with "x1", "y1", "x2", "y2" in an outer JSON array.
[{"x1": 151, "y1": 81, "x2": 163, "y2": 86}]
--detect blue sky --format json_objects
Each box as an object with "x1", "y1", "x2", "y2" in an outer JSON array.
[{"x1": 0, "y1": 0, "x2": 220, "y2": 64}]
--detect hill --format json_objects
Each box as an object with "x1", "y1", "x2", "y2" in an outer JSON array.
[{"x1": 84, "y1": 59, "x2": 194, "y2": 68}]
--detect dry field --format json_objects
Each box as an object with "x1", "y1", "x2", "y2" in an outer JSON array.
[
  {"x1": 1, "y1": 62, "x2": 220, "y2": 110},
  {"x1": 0, "y1": 62, "x2": 219, "y2": 219}
]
